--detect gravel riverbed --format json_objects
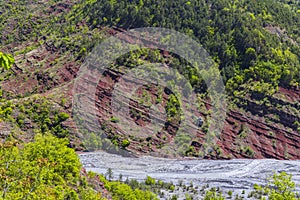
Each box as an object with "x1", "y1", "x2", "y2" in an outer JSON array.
[{"x1": 79, "y1": 151, "x2": 300, "y2": 199}]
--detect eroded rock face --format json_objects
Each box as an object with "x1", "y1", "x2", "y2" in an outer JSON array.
[
  {"x1": 69, "y1": 27, "x2": 300, "y2": 159},
  {"x1": 2, "y1": 23, "x2": 299, "y2": 159},
  {"x1": 73, "y1": 65, "x2": 299, "y2": 159}
]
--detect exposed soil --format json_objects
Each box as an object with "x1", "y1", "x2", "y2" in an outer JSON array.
[
  {"x1": 90, "y1": 67, "x2": 300, "y2": 159},
  {"x1": 1, "y1": 25, "x2": 299, "y2": 160}
]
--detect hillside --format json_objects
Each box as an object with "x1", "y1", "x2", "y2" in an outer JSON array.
[{"x1": 0, "y1": 0, "x2": 299, "y2": 160}]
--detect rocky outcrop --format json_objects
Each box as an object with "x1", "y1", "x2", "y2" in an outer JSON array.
[
  {"x1": 1, "y1": 25, "x2": 299, "y2": 160},
  {"x1": 87, "y1": 67, "x2": 300, "y2": 159}
]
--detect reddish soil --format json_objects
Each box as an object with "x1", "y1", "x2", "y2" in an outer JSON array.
[
  {"x1": 1, "y1": 27, "x2": 299, "y2": 160},
  {"x1": 84, "y1": 28, "x2": 300, "y2": 159},
  {"x1": 90, "y1": 68, "x2": 300, "y2": 159}
]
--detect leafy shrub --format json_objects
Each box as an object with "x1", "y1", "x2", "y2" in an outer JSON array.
[
  {"x1": 110, "y1": 117, "x2": 120, "y2": 123},
  {"x1": 145, "y1": 176, "x2": 156, "y2": 186},
  {"x1": 99, "y1": 175, "x2": 158, "y2": 200},
  {"x1": 0, "y1": 52, "x2": 14, "y2": 70},
  {"x1": 0, "y1": 133, "x2": 104, "y2": 199},
  {"x1": 204, "y1": 189, "x2": 225, "y2": 200},
  {"x1": 253, "y1": 172, "x2": 299, "y2": 200},
  {"x1": 121, "y1": 139, "x2": 130, "y2": 148}
]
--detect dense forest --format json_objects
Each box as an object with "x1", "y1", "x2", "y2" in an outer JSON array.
[
  {"x1": 72, "y1": 0, "x2": 300, "y2": 93},
  {"x1": 0, "y1": 0, "x2": 300, "y2": 199}
]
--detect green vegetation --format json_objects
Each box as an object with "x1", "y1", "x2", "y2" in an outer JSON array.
[
  {"x1": 101, "y1": 170, "x2": 300, "y2": 200},
  {"x1": 110, "y1": 182, "x2": 157, "y2": 200},
  {"x1": 0, "y1": 129, "x2": 299, "y2": 199},
  {"x1": 0, "y1": 0, "x2": 299, "y2": 157},
  {"x1": 0, "y1": 133, "x2": 159, "y2": 200},
  {"x1": 110, "y1": 117, "x2": 120, "y2": 123},
  {"x1": 74, "y1": 0, "x2": 300, "y2": 94},
  {"x1": 253, "y1": 172, "x2": 299, "y2": 200},
  {"x1": 0, "y1": 52, "x2": 14, "y2": 70},
  {"x1": 165, "y1": 94, "x2": 181, "y2": 122},
  {"x1": 56, "y1": 0, "x2": 300, "y2": 154},
  {"x1": 242, "y1": 146, "x2": 255, "y2": 158},
  {"x1": 202, "y1": 172, "x2": 300, "y2": 200},
  {"x1": 204, "y1": 188, "x2": 224, "y2": 200},
  {"x1": 145, "y1": 176, "x2": 156, "y2": 186},
  {"x1": 100, "y1": 176, "x2": 158, "y2": 200},
  {"x1": 0, "y1": 0, "x2": 300, "y2": 198},
  {"x1": 121, "y1": 139, "x2": 130, "y2": 148},
  {"x1": 0, "y1": 133, "x2": 103, "y2": 199},
  {"x1": 0, "y1": 97, "x2": 70, "y2": 138}
]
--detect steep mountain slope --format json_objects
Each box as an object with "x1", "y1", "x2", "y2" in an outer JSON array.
[{"x1": 0, "y1": 0, "x2": 299, "y2": 159}]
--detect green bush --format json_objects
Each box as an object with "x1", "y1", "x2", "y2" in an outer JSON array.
[
  {"x1": 145, "y1": 176, "x2": 156, "y2": 186},
  {"x1": 243, "y1": 146, "x2": 255, "y2": 158},
  {"x1": 110, "y1": 117, "x2": 120, "y2": 123},
  {"x1": 121, "y1": 139, "x2": 130, "y2": 148},
  {"x1": 204, "y1": 189, "x2": 225, "y2": 200},
  {"x1": 253, "y1": 172, "x2": 299, "y2": 200},
  {"x1": 0, "y1": 52, "x2": 14, "y2": 70},
  {"x1": 99, "y1": 175, "x2": 158, "y2": 200},
  {"x1": 0, "y1": 133, "x2": 105, "y2": 199}
]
